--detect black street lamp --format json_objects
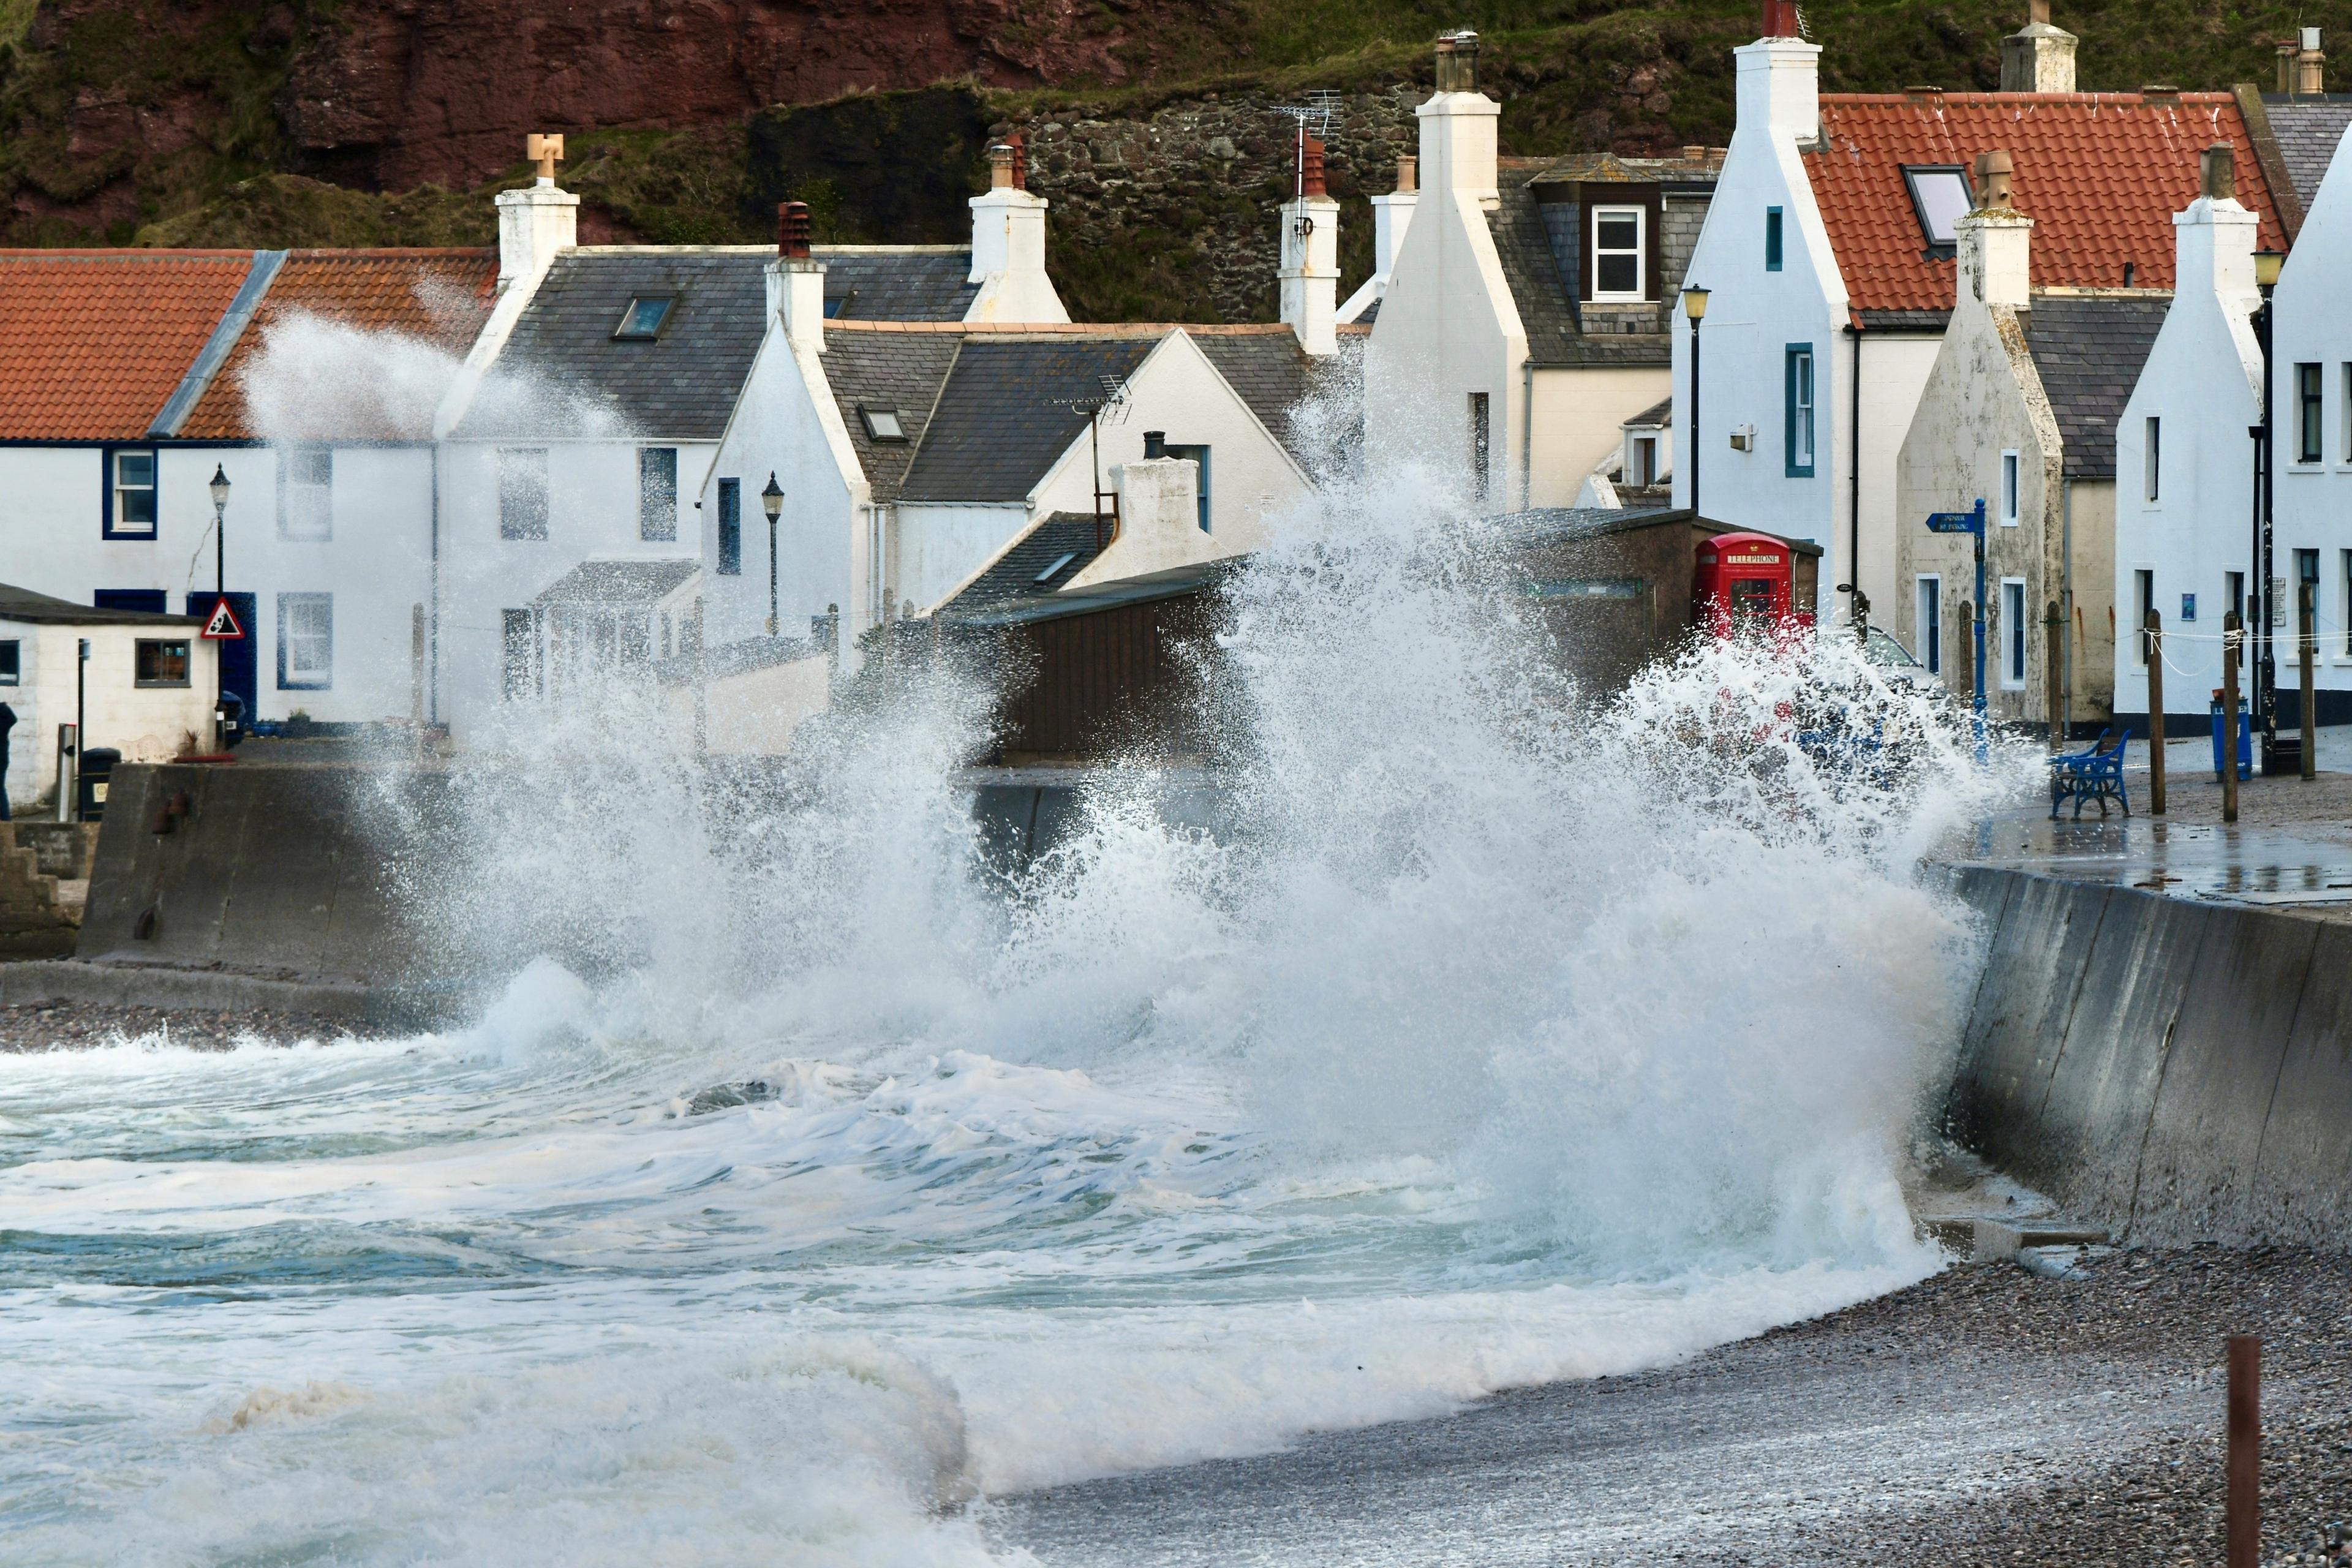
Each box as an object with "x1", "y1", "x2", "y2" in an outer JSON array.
[
  {"x1": 2253, "y1": 247, "x2": 2286, "y2": 771},
  {"x1": 761, "y1": 472, "x2": 785, "y2": 637},
  {"x1": 208, "y1": 463, "x2": 231, "y2": 598},
  {"x1": 1683, "y1": 285, "x2": 1709, "y2": 518}
]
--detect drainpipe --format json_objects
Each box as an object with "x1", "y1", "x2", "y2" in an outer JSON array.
[
  {"x1": 429, "y1": 440, "x2": 442, "y2": 726},
  {"x1": 1520, "y1": 360, "x2": 1535, "y2": 511},
  {"x1": 2061, "y1": 473, "x2": 2074, "y2": 739},
  {"x1": 1846, "y1": 322, "x2": 1863, "y2": 627}
]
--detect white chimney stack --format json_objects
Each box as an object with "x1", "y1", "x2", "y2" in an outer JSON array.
[
  {"x1": 1067, "y1": 447, "x2": 1214, "y2": 587},
  {"x1": 966, "y1": 136, "x2": 1070, "y2": 323},
  {"x1": 1280, "y1": 134, "x2": 1341, "y2": 356},
  {"x1": 1958, "y1": 149, "x2": 2032, "y2": 309},
  {"x1": 495, "y1": 132, "x2": 578, "y2": 289},
  {"x1": 769, "y1": 200, "x2": 826, "y2": 353},
  {"x1": 2175, "y1": 141, "x2": 2260, "y2": 311},
  {"x1": 1420, "y1": 32, "x2": 1499, "y2": 202}
]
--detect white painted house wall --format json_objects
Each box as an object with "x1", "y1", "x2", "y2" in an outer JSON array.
[
  {"x1": 2113, "y1": 191, "x2": 2265, "y2": 720},
  {"x1": 0, "y1": 618, "x2": 219, "y2": 811},
  {"x1": 2269, "y1": 119, "x2": 2352, "y2": 713}
]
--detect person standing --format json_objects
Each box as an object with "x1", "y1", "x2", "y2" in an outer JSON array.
[{"x1": 0, "y1": 701, "x2": 14, "y2": 821}]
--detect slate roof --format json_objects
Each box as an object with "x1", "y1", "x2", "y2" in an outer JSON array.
[
  {"x1": 0, "y1": 582, "x2": 200, "y2": 627},
  {"x1": 181, "y1": 249, "x2": 497, "y2": 440},
  {"x1": 1806, "y1": 93, "x2": 2288, "y2": 316},
  {"x1": 1191, "y1": 331, "x2": 1328, "y2": 455},
  {"x1": 455, "y1": 249, "x2": 769, "y2": 440},
  {"x1": 2024, "y1": 290, "x2": 2172, "y2": 480},
  {"x1": 0, "y1": 251, "x2": 255, "y2": 439},
  {"x1": 897, "y1": 337, "x2": 1156, "y2": 503},
  {"x1": 821, "y1": 331, "x2": 963, "y2": 502},
  {"x1": 2261, "y1": 96, "x2": 2352, "y2": 208},
  {"x1": 1623, "y1": 396, "x2": 1673, "y2": 428},
  {"x1": 1487, "y1": 164, "x2": 1674, "y2": 369},
  {"x1": 528, "y1": 557, "x2": 701, "y2": 607},
  {"x1": 818, "y1": 247, "x2": 978, "y2": 322},
  {"x1": 944, "y1": 511, "x2": 1109, "y2": 609}
]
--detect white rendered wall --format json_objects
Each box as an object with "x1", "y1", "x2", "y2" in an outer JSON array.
[
  {"x1": 2269, "y1": 118, "x2": 2352, "y2": 706},
  {"x1": 1526, "y1": 366, "x2": 1670, "y2": 509},
  {"x1": 1, "y1": 619, "x2": 219, "y2": 810},
  {"x1": 1851, "y1": 333, "x2": 1943, "y2": 629}
]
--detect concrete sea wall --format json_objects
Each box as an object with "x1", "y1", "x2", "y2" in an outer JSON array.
[{"x1": 1947, "y1": 865, "x2": 2352, "y2": 1246}]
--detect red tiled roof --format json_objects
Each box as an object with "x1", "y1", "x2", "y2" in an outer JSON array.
[
  {"x1": 1806, "y1": 93, "x2": 2288, "y2": 317},
  {"x1": 181, "y1": 249, "x2": 498, "y2": 439},
  {"x1": 0, "y1": 251, "x2": 255, "y2": 439}
]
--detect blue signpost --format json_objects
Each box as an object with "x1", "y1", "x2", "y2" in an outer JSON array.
[{"x1": 1924, "y1": 497, "x2": 1989, "y2": 761}]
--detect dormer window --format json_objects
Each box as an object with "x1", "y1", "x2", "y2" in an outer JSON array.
[
  {"x1": 1591, "y1": 207, "x2": 1645, "y2": 300},
  {"x1": 613, "y1": 296, "x2": 674, "y2": 339},
  {"x1": 859, "y1": 407, "x2": 908, "y2": 442},
  {"x1": 1902, "y1": 167, "x2": 1973, "y2": 251}
]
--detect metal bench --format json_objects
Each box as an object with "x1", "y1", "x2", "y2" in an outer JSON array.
[{"x1": 2049, "y1": 728, "x2": 2130, "y2": 818}]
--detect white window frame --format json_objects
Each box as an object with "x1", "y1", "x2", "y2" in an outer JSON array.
[
  {"x1": 2144, "y1": 416, "x2": 2162, "y2": 503},
  {"x1": 1590, "y1": 205, "x2": 1645, "y2": 301},
  {"x1": 1915, "y1": 574, "x2": 1942, "y2": 675},
  {"x1": 0, "y1": 638, "x2": 20, "y2": 685},
  {"x1": 278, "y1": 592, "x2": 333, "y2": 691},
  {"x1": 2133, "y1": 568, "x2": 2154, "y2": 668},
  {"x1": 499, "y1": 447, "x2": 550, "y2": 541},
  {"x1": 2342, "y1": 365, "x2": 2352, "y2": 463},
  {"x1": 2000, "y1": 450, "x2": 2021, "y2": 527},
  {"x1": 111, "y1": 447, "x2": 158, "y2": 538},
  {"x1": 2000, "y1": 576, "x2": 2027, "y2": 690},
  {"x1": 281, "y1": 445, "x2": 333, "y2": 541}
]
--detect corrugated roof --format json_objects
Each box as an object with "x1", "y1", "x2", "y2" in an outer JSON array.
[
  {"x1": 2024, "y1": 290, "x2": 2172, "y2": 480},
  {"x1": 821, "y1": 331, "x2": 963, "y2": 502},
  {"x1": 0, "y1": 251, "x2": 255, "y2": 439},
  {"x1": 181, "y1": 249, "x2": 497, "y2": 440},
  {"x1": 897, "y1": 337, "x2": 1156, "y2": 503},
  {"x1": 1806, "y1": 92, "x2": 2288, "y2": 315},
  {"x1": 943, "y1": 511, "x2": 1109, "y2": 609},
  {"x1": 2261, "y1": 96, "x2": 2352, "y2": 208}
]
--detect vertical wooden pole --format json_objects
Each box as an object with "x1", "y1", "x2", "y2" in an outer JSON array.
[
  {"x1": 2224, "y1": 609, "x2": 2242, "y2": 824},
  {"x1": 1956, "y1": 603, "x2": 1975, "y2": 704},
  {"x1": 2147, "y1": 609, "x2": 2166, "y2": 815},
  {"x1": 2228, "y1": 1335, "x2": 2261, "y2": 1568},
  {"x1": 2301, "y1": 581, "x2": 2316, "y2": 780},
  {"x1": 2045, "y1": 599, "x2": 2065, "y2": 748}
]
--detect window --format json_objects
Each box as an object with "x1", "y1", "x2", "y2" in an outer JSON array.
[
  {"x1": 1902, "y1": 167, "x2": 1973, "y2": 249},
  {"x1": 2000, "y1": 578, "x2": 2027, "y2": 689},
  {"x1": 1468, "y1": 393, "x2": 1491, "y2": 503},
  {"x1": 2228, "y1": 570, "x2": 2246, "y2": 627},
  {"x1": 282, "y1": 445, "x2": 332, "y2": 541},
  {"x1": 2299, "y1": 363, "x2": 2324, "y2": 464},
  {"x1": 277, "y1": 593, "x2": 333, "y2": 690},
  {"x1": 94, "y1": 590, "x2": 166, "y2": 614},
  {"x1": 2297, "y1": 549, "x2": 2320, "y2": 637},
  {"x1": 2000, "y1": 450, "x2": 2021, "y2": 526},
  {"x1": 1036, "y1": 551, "x2": 1080, "y2": 584},
  {"x1": 639, "y1": 447, "x2": 677, "y2": 541},
  {"x1": 1591, "y1": 206, "x2": 1644, "y2": 299},
  {"x1": 1765, "y1": 206, "x2": 1784, "y2": 270},
  {"x1": 2134, "y1": 569, "x2": 2154, "y2": 667},
  {"x1": 1166, "y1": 443, "x2": 1213, "y2": 532},
  {"x1": 1784, "y1": 345, "x2": 1815, "y2": 477},
  {"x1": 859, "y1": 407, "x2": 908, "y2": 442},
  {"x1": 110, "y1": 448, "x2": 157, "y2": 537},
  {"x1": 717, "y1": 477, "x2": 741, "y2": 575},
  {"x1": 499, "y1": 448, "x2": 549, "y2": 540},
  {"x1": 135, "y1": 639, "x2": 190, "y2": 687},
  {"x1": 2342, "y1": 364, "x2": 2352, "y2": 461},
  {"x1": 614, "y1": 296, "x2": 673, "y2": 339},
  {"x1": 2144, "y1": 417, "x2": 2161, "y2": 502},
  {"x1": 0, "y1": 640, "x2": 17, "y2": 684},
  {"x1": 502, "y1": 608, "x2": 535, "y2": 700},
  {"x1": 1630, "y1": 435, "x2": 1657, "y2": 488},
  {"x1": 2182, "y1": 592, "x2": 2196, "y2": 622},
  {"x1": 2344, "y1": 552, "x2": 2352, "y2": 654},
  {"x1": 1916, "y1": 575, "x2": 1942, "y2": 675}
]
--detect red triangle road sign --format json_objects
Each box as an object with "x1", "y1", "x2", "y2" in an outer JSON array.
[{"x1": 200, "y1": 597, "x2": 244, "y2": 640}]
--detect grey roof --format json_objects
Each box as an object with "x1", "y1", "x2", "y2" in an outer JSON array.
[
  {"x1": 2026, "y1": 293, "x2": 2172, "y2": 480},
  {"x1": 1487, "y1": 167, "x2": 1670, "y2": 369},
  {"x1": 940, "y1": 559, "x2": 1240, "y2": 628},
  {"x1": 897, "y1": 337, "x2": 1156, "y2": 503},
  {"x1": 457, "y1": 251, "x2": 769, "y2": 440},
  {"x1": 1622, "y1": 396, "x2": 1672, "y2": 429},
  {"x1": 821, "y1": 332, "x2": 963, "y2": 502},
  {"x1": 0, "y1": 583, "x2": 199, "y2": 627},
  {"x1": 1193, "y1": 333, "x2": 1324, "y2": 460},
  {"x1": 1857, "y1": 309, "x2": 1953, "y2": 333},
  {"x1": 529, "y1": 557, "x2": 700, "y2": 607},
  {"x1": 2262, "y1": 98, "x2": 2352, "y2": 208},
  {"x1": 943, "y1": 511, "x2": 1108, "y2": 609},
  {"x1": 1493, "y1": 505, "x2": 1825, "y2": 554},
  {"x1": 818, "y1": 248, "x2": 978, "y2": 322}
]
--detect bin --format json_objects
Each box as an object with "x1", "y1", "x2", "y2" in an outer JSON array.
[
  {"x1": 75, "y1": 747, "x2": 120, "y2": 821},
  {"x1": 215, "y1": 692, "x2": 246, "y2": 750},
  {"x1": 2209, "y1": 694, "x2": 2252, "y2": 781}
]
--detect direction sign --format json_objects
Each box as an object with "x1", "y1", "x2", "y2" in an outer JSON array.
[
  {"x1": 1924, "y1": 511, "x2": 1979, "y2": 533},
  {"x1": 200, "y1": 597, "x2": 244, "y2": 640}
]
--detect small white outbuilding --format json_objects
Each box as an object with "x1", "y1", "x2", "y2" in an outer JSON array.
[{"x1": 0, "y1": 584, "x2": 220, "y2": 814}]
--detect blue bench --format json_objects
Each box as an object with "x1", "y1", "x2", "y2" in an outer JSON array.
[{"x1": 2049, "y1": 728, "x2": 2130, "y2": 818}]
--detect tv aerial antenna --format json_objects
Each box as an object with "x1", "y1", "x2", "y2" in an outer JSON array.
[
  {"x1": 1047, "y1": 373, "x2": 1136, "y2": 545},
  {"x1": 1270, "y1": 89, "x2": 1341, "y2": 197}
]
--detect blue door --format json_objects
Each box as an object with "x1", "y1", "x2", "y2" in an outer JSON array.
[{"x1": 184, "y1": 592, "x2": 256, "y2": 718}]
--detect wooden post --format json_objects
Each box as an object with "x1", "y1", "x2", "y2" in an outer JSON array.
[
  {"x1": 2224, "y1": 609, "x2": 2242, "y2": 824},
  {"x1": 1956, "y1": 603, "x2": 1975, "y2": 704},
  {"x1": 410, "y1": 601, "x2": 426, "y2": 753},
  {"x1": 2301, "y1": 581, "x2": 2317, "y2": 780},
  {"x1": 2228, "y1": 1335, "x2": 2261, "y2": 1568},
  {"x1": 2045, "y1": 599, "x2": 2065, "y2": 748},
  {"x1": 2147, "y1": 608, "x2": 2166, "y2": 815}
]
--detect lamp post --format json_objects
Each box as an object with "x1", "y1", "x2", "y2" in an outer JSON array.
[
  {"x1": 208, "y1": 464, "x2": 231, "y2": 599},
  {"x1": 2253, "y1": 247, "x2": 2286, "y2": 772},
  {"x1": 1683, "y1": 286, "x2": 1709, "y2": 518},
  {"x1": 761, "y1": 472, "x2": 785, "y2": 638}
]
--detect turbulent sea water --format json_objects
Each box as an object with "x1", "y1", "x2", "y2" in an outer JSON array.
[{"x1": 0, "y1": 474, "x2": 2024, "y2": 1566}]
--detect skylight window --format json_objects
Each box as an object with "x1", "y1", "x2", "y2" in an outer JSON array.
[
  {"x1": 1903, "y1": 167, "x2": 1974, "y2": 250},
  {"x1": 1035, "y1": 551, "x2": 1079, "y2": 584},
  {"x1": 859, "y1": 407, "x2": 908, "y2": 442},
  {"x1": 613, "y1": 296, "x2": 674, "y2": 339}
]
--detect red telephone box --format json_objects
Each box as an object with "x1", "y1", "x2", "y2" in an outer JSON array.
[{"x1": 1693, "y1": 532, "x2": 1807, "y2": 638}]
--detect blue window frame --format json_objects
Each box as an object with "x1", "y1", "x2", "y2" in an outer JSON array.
[
  {"x1": 102, "y1": 445, "x2": 159, "y2": 539},
  {"x1": 94, "y1": 590, "x2": 167, "y2": 615},
  {"x1": 1784, "y1": 344, "x2": 1816, "y2": 477},
  {"x1": 1166, "y1": 443, "x2": 1213, "y2": 532},
  {"x1": 1765, "y1": 207, "x2": 1784, "y2": 271},
  {"x1": 717, "y1": 477, "x2": 741, "y2": 575}
]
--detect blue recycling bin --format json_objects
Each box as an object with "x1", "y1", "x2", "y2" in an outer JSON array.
[{"x1": 2211, "y1": 694, "x2": 2252, "y2": 780}]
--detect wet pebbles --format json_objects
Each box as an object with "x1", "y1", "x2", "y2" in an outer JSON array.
[{"x1": 0, "y1": 998, "x2": 386, "y2": 1052}]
